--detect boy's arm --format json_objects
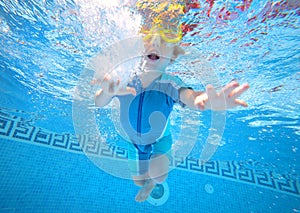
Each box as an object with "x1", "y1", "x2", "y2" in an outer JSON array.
[
  {"x1": 179, "y1": 88, "x2": 204, "y2": 110},
  {"x1": 94, "y1": 89, "x2": 114, "y2": 108},
  {"x1": 180, "y1": 81, "x2": 249, "y2": 111},
  {"x1": 93, "y1": 74, "x2": 136, "y2": 108}
]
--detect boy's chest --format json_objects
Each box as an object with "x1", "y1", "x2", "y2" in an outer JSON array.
[{"x1": 119, "y1": 89, "x2": 174, "y2": 114}]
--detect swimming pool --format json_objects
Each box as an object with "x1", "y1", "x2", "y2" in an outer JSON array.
[{"x1": 0, "y1": 0, "x2": 299, "y2": 212}]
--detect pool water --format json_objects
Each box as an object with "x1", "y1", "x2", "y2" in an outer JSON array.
[{"x1": 0, "y1": 0, "x2": 299, "y2": 212}]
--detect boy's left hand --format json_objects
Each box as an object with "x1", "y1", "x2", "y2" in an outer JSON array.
[{"x1": 195, "y1": 81, "x2": 250, "y2": 111}]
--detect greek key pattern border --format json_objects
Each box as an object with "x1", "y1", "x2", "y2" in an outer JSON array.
[{"x1": 0, "y1": 111, "x2": 299, "y2": 197}]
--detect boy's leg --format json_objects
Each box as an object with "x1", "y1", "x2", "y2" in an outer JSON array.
[
  {"x1": 149, "y1": 154, "x2": 170, "y2": 184},
  {"x1": 127, "y1": 135, "x2": 172, "y2": 202},
  {"x1": 135, "y1": 154, "x2": 170, "y2": 202},
  {"x1": 133, "y1": 155, "x2": 170, "y2": 202},
  {"x1": 130, "y1": 153, "x2": 170, "y2": 186},
  {"x1": 132, "y1": 172, "x2": 149, "y2": 187},
  {"x1": 131, "y1": 163, "x2": 158, "y2": 202},
  {"x1": 135, "y1": 178, "x2": 156, "y2": 202},
  {"x1": 149, "y1": 134, "x2": 172, "y2": 183},
  {"x1": 135, "y1": 135, "x2": 172, "y2": 202},
  {"x1": 127, "y1": 142, "x2": 151, "y2": 180},
  {"x1": 127, "y1": 142, "x2": 155, "y2": 202}
]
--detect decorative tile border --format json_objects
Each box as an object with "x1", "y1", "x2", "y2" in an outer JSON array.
[
  {"x1": 173, "y1": 157, "x2": 299, "y2": 196},
  {"x1": 0, "y1": 109, "x2": 299, "y2": 197}
]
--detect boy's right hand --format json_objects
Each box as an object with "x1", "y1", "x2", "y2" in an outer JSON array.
[{"x1": 91, "y1": 74, "x2": 136, "y2": 96}]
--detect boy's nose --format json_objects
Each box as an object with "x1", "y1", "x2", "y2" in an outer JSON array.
[{"x1": 150, "y1": 33, "x2": 161, "y2": 48}]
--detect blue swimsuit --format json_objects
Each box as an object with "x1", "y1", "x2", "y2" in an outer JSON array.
[{"x1": 116, "y1": 73, "x2": 188, "y2": 175}]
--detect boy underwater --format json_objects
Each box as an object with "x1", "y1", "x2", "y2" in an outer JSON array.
[{"x1": 93, "y1": 0, "x2": 249, "y2": 202}]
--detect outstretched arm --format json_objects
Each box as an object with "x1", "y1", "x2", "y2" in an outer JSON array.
[
  {"x1": 180, "y1": 81, "x2": 250, "y2": 111},
  {"x1": 93, "y1": 74, "x2": 136, "y2": 108}
]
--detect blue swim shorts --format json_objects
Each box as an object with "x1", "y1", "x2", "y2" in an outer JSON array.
[{"x1": 127, "y1": 134, "x2": 173, "y2": 176}]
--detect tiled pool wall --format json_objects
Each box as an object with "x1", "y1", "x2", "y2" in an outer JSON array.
[{"x1": 0, "y1": 108, "x2": 299, "y2": 212}]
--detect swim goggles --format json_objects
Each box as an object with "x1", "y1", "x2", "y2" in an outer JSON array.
[{"x1": 140, "y1": 24, "x2": 183, "y2": 43}]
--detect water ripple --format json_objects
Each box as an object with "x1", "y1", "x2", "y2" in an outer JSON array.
[{"x1": 0, "y1": 0, "x2": 299, "y2": 138}]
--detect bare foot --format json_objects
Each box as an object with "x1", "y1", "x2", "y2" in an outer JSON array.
[{"x1": 135, "y1": 179, "x2": 156, "y2": 202}]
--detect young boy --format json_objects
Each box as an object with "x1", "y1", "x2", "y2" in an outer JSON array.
[{"x1": 94, "y1": 1, "x2": 249, "y2": 202}]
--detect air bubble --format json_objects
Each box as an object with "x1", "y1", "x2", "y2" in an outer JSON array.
[{"x1": 204, "y1": 184, "x2": 214, "y2": 194}]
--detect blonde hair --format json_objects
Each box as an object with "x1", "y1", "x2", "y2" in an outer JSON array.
[{"x1": 136, "y1": 0, "x2": 185, "y2": 31}]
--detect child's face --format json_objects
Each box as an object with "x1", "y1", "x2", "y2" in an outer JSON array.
[{"x1": 142, "y1": 32, "x2": 177, "y2": 71}]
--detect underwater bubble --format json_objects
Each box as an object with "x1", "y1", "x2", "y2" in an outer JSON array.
[{"x1": 204, "y1": 184, "x2": 214, "y2": 194}]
